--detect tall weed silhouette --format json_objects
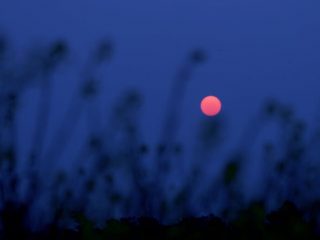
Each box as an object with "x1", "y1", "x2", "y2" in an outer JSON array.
[{"x1": 0, "y1": 33, "x2": 319, "y2": 238}]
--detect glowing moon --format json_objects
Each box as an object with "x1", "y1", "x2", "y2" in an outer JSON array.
[{"x1": 201, "y1": 96, "x2": 222, "y2": 116}]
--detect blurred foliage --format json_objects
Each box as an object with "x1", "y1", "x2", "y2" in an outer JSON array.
[{"x1": 0, "y1": 33, "x2": 320, "y2": 239}]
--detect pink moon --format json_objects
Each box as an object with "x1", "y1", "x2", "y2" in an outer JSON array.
[{"x1": 200, "y1": 96, "x2": 222, "y2": 116}]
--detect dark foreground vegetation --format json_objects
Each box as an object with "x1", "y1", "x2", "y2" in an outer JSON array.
[
  {"x1": 0, "y1": 34, "x2": 320, "y2": 239},
  {"x1": 4, "y1": 201, "x2": 320, "y2": 240}
]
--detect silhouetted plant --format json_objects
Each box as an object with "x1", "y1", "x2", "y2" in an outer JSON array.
[{"x1": 0, "y1": 32, "x2": 319, "y2": 239}]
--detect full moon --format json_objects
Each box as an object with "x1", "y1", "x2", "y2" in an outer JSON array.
[{"x1": 200, "y1": 96, "x2": 222, "y2": 116}]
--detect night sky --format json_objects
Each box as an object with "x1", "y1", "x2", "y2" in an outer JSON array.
[{"x1": 1, "y1": 0, "x2": 320, "y2": 225}]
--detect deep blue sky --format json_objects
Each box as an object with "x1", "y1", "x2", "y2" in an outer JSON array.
[
  {"x1": 1, "y1": 0, "x2": 320, "y2": 196},
  {"x1": 2, "y1": 1, "x2": 320, "y2": 115}
]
